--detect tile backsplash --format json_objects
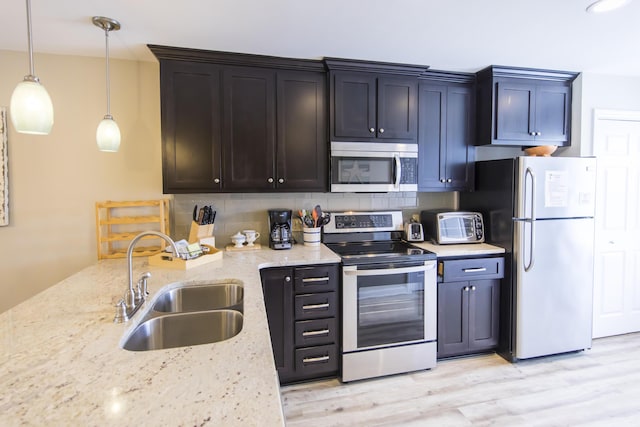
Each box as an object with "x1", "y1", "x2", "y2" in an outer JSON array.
[{"x1": 172, "y1": 191, "x2": 455, "y2": 247}]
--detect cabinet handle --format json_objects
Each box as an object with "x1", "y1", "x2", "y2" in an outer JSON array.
[
  {"x1": 471, "y1": 285, "x2": 476, "y2": 291},
  {"x1": 379, "y1": 128, "x2": 385, "y2": 133},
  {"x1": 302, "y1": 277, "x2": 330, "y2": 283},
  {"x1": 440, "y1": 178, "x2": 446, "y2": 183},
  {"x1": 369, "y1": 127, "x2": 375, "y2": 133},
  {"x1": 463, "y1": 267, "x2": 487, "y2": 273},
  {"x1": 278, "y1": 178, "x2": 284, "y2": 184},
  {"x1": 285, "y1": 276, "x2": 291, "y2": 282},
  {"x1": 302, "y1": 303, "x2": 330, "y2": 310},
  {"x1": 267, "y1": 177, "x2": 274, "y2": 183},
  {"x1": 302, "y1": 355, "x2": 330, "y2": 364},
  {"x1": 214, "y1": 178, "x2": 220, "y2": 184},
  {"x1": 530, "y1": 131, "x2": 536, "y2": 136},
  {"x1": 446, "y1": 178, "x2": 452, "y2": 183},
  {"x1": 464, "y1": 286, "x2": 470, "y2": 291},
  {"x1": 302, "y1": 329, "x2": 330, "y2": 337},
  {"x1": 536, "y1": 132, "x2": 541, "y2": 136}
]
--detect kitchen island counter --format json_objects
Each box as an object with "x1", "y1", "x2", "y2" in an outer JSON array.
[{"x1": 0, "y1": 244, "x2": 340, "y2": 426}]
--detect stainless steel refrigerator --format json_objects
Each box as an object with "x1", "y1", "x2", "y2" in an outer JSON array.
[{"x1": 460, "y1": 156, "x2": 597, "y2": 361}]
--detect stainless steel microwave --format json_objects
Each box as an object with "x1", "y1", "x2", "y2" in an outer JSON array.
[
  {"x1": 330, "y1": 142, "x2": 418, "y2": 192},
  {"x1": 420, "y1": 210, "x2": 485, "y2": 244}
]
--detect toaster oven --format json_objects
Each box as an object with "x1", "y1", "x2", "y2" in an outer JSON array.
[{"x1": 420, "y1": 210, "x2": 485, "y2": 244}]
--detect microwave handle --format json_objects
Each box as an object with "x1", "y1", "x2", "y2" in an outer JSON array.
[{"x1": 394, "y1": 155, "x2": 401, "y2": 189}]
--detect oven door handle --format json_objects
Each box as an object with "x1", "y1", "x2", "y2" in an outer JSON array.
[
  {"x1": 394, "y1": 154, "x2": 401, "y2": 189},
  {"x1": 344, "y1": 264, "x2": 434, "y2": 276}
]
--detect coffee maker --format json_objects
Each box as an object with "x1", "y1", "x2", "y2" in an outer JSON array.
[{"x1": 268, "y1": 209, "x2": 293, "y2": 250}]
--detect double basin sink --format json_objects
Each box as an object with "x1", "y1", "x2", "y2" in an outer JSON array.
[{"x1": 122, "y1": 280, "x2": 244, "y2": 351}]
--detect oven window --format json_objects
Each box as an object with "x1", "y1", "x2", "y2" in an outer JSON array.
[
  {"x1": 332, "y1": 157, "x2": 394, "y2": 185},
  {"x1": 357, "y1": 270, "x2": 425, "y2": 348},
  {"x1": 441, "y1": 217, "x2": 474, "y2": 239}
]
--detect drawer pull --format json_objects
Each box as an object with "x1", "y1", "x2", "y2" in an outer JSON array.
[
  {"x1": 302, "y1": 329, "x2": 330, "y2": 337},
  {"x1": 302, "y1": 355, "x2": 330, "y2": 364},
  {"x1": 463, "y1": 267, "x2": 487, "y2": 273},
  {"x1": 302, "y1": 303, "x2": 330, "y2": 310},
  {"x1": 302, "y1": 277, "x2": 330, "y2": 283}
]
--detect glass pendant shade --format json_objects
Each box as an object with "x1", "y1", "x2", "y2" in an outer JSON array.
[
  {"x1": 96, "y1": 116, "x2": 121, "y2": 152},
  {"x1": 10, "y1": 78, "x2": 54, "y2": 135}
]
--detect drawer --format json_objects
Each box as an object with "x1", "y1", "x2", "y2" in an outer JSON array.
[
  {"x1": 295, "y1": 318, "x2": 337, "y2": 347},
  {"x1": 294, "y1": 264, "x2": 339, "y2": 294},
  {"x1": 294, "y1": 292, "x2": 337, "y2": 320},
  {"x1": 294, "y1": 344, "x2": 338, "y2": 377},
  {"x1": 440, "y1": 257, "x2": 504, "y2": 282}
]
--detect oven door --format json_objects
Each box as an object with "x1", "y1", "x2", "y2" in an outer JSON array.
[{"x1": 342, "y1": 261, "x2": 436, "y2": 352}]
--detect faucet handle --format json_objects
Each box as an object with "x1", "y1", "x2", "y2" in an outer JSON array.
[
  {"x1": 114, "y1": 299, "x2": 129, "y2": 323},
  {"x1": 138, "y1": 272, "x2": 152, "y2": 296}
]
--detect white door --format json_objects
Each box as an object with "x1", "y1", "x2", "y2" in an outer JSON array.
[{"x1": 592, "y1": 111, "x2": 640, "y2": 338}]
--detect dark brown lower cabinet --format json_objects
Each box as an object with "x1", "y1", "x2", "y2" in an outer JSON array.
[
  {"x1": 437, "y1": 257, "x2": 504, "y2": 359},
  {"x1": 260, "y1": 263, "x2": 340, "y2": 384}
]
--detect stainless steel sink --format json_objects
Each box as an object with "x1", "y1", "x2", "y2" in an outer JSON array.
[
  {"x1": 122, "y1": 310, "x2": 243, "y2": 351},
  {"x1": 151, "y1": 282, "x2": 243, "y2": 314}
]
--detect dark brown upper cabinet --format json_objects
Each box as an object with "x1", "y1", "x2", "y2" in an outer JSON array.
[
  {"x1": 476, "y1": 66, "x2": 579, "y2": 147},
  {"x1": 417, "y1": 71, "x2": 476, "y2": 192},
  {"x1": 149, "y1": 45, "x2": 327, "y2": 193},
  {"x1": 325, "y1": 58, "x2": 428, "y2": 143},
  {"x1": 158, "y1": 60, "x2": 223, "y2": 193}
]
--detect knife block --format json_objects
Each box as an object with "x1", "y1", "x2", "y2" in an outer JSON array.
[{"x1": 188, "y1": 220, "x2": 215, "y2": 244}]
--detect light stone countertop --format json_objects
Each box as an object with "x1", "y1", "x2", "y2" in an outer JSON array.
[
  {"x1": 412, "y1": 241, "x2": 505, "y2": 258},
  {"x1": 0, "y1": 244, "x2": 340, "y2": 427}
]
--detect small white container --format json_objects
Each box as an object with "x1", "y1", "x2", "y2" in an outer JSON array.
[{"x1": 303, "y1": 227, "x2": 321, "y2": 246}]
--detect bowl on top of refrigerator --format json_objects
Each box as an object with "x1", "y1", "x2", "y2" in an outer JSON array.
[{"x1": 524, "y1": 145, "x2": 558, "y2": 157}]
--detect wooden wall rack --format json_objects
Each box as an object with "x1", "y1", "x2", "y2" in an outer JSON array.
[{"x1": 95, "y1": 199, "x2": 170, "y2": 260}]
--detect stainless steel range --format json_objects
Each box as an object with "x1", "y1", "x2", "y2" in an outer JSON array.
[{"x1": 323, "y1": 210, "x2": 437, "y2": 382}]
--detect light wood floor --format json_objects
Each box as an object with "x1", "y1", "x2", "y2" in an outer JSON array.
[{"x1": 281, "y1": 333, "x2": 640, "y2": 426}]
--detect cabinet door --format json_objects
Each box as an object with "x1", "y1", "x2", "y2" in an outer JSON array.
[
  {"x1": 260, "y1": 268, "x2": 295, "y2": 381},
  {"x1": 160, "y1": 61, "x2": 223, "y2": 193},
  {"x1": 444, "y1": 84, "x2": 474, "y2": 190},
  {"x1": 377, "y1": 76, "x2": 418, "y2": 141},
  {"x1": 495, "y1": 80, "x2": 536, "y2": 143},
  {"x1": 276, "y1": 71, "x2": 327, "y2": 191},
  {"x1": 534, "y1": 84, "x2": 570, "y2": 144},
  {"x1": 468, "y1": 279, "x2": 500, "y2": 352},
  {"x1": 417, "y1": 83, "x2": 447, "y2": 190},
  {"x1": 222, "y1": 67, "x2": 276, "y2": 191},
  {"x1": 417, "y1": 83, "x2": 473, "y2": 191},
  {"x1": 333, "y1": 72, "x2": 377, "y2": 139},
  {"x1": 437, "y1": 281, "x2": 469, "y2": 358}
]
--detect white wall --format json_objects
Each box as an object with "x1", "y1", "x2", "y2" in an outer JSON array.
[{"x1": 0, "y1": 50, "x2": 163, "y2": 313}]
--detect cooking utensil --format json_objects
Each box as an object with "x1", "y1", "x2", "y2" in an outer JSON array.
[
  {"x1": 314, "y1": 205, "x2": 323, "y2": 227},
  {"x1": 312, "y1": 209, "x2": 318, "y2": 227}
]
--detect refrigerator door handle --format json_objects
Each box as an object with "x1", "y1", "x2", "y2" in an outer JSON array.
[
  {"x1": 525, "y1": 167, "x2": 536, "y2": 221},
  {"x1": 524, "y1": 167, "x2": 536, "y2": 272}
]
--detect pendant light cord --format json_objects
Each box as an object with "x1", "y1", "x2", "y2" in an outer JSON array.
[
  {"x1": 105, "y1": 27, "x2": 111, "y2": 117},
  {"x1": 25, "y1": 0, "x2": 37, "y2": 80}
]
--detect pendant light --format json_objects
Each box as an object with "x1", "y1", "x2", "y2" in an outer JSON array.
[
  {"x1": 92, "y1": 16, "x2": 121, "y2": 152},
  {"x1": 10, "y1": 0, "x2": 54, "y2": 135}
]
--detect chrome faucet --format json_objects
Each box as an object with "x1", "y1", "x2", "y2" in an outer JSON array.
[{"x1": 114, "y1": 230, "x2": 179, "y2": 323}]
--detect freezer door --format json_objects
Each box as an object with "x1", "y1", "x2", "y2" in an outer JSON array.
[
  {"x1": 515, "y1": 157, "x2": 596, "y2": 220},
  {"x1": 514, "y1": 217, "x2": 594, "y2": 359}
]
